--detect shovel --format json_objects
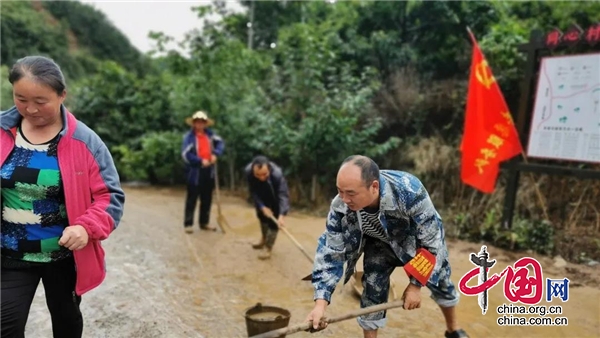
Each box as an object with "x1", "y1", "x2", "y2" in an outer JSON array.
[
  {"x1": 213, "y1": 162, "x2": 230, "y2": 233},
  {"x1": 249, "y1": 300, "x2": 405, "y2": 338},
  {"x1": 268, "y1": 215, "x2": 314, "y2": 281}
]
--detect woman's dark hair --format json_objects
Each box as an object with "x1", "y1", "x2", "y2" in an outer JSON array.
[{"x1": 8, "y1": 56, "x2": 66, "y2": 95}]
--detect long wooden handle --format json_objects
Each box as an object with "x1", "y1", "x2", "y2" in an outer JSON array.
[
  {"x1": 390, "y1": 279, "x2": 398, "y2": 300},
  {"x1": 213, "y1": 162, "x2": 226, "y2": 233},
  {"x1": 249, "y1": 300, "x2": 405, "y2": 338},
  {"x1": 269, "y1": 216, "x2": 314, "y2": 264}
]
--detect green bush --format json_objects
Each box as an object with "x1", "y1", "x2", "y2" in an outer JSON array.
[
  {"x1": 511, "y1": 218, "x2": 555, "y2": 256},
  {"x1": 113, "y1": 131, "x2": 185, "y2": 185},
  {"x1": 453, "y1": 209, "x2": 554, "y2": 256}
]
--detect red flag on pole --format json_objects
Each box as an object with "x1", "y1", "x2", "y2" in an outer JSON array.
[{"x1": 460, "y1": 29, "x2": 523, "y2": 193}]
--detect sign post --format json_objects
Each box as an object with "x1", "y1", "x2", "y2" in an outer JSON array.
[{"x1": 501, "y1": 23, "x2": 600, "y2": 229}]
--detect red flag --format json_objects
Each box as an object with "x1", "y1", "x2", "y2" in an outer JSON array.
[{"x1": 460, "y1": 29, "x2": 523, "y2": 193}]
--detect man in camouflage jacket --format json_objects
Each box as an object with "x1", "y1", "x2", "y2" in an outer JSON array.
[{"x1": 305, "y1": 155, "x2": 469, "y2": 338}]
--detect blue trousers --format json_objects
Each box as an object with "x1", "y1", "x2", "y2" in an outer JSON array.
[{"x1": 358, "y1": 237, "x2": 460, "y2": 330}]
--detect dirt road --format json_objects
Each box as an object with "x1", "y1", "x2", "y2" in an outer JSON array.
[{"x1": 25, "y1": 186, "x2": 600, "y2": 338}]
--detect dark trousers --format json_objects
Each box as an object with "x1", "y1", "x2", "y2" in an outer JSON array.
[
  {"x1": 257, "y1": 211, "x2": 280, "y2": 249},
  {"x1": 184, "y1": 167, "x2": 215, "y2": 227},
  {"x1": 1, "y1": 257, "x2": 83, "y2": 338}
]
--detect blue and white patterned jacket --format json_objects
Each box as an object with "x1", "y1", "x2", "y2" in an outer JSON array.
[{"x1": 312, "y1": 170, "x2": 449, "y2": 303}]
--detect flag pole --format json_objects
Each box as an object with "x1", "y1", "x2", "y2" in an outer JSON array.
[{"x1": 466, "y1": 26, "x2": 476, "y2": 44}]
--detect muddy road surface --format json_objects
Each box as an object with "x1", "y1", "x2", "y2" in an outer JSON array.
[{"x1": 25, "y1": 186, "x2": 600, "y2": 337}]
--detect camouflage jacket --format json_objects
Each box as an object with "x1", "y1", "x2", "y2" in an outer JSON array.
[{"x1": 312, "y1": 170, "x2": 449, "y2": 303}]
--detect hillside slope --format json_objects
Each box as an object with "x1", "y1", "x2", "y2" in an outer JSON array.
[{"x1": 1, "y1": 0, "x2": 145, "y2": 79}]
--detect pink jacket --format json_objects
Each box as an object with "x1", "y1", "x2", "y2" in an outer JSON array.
[{"x1": 1, "y1": 106, "x2": 125, "y2": 295}]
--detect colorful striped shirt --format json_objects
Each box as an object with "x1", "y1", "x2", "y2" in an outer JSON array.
[{"x1": 0, "y1": 126, "x2": 71, "y2": 263}]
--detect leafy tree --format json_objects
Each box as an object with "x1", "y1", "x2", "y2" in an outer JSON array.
[
  {"x1": 1, "y1": 0, "x2": 147, "y2": 80},
  {"x1": 69, "y1": 61, "x2": 174, "y2": 150},
  {"x1": 113, "y1": 131, "x2": 184, "y2": 184},
  {"x1": 168, "y1": 38, "x2": 272, "y2": 189},
  {"x1": 258, "y1": 21, "x2": 400, "y2": 199},
  {"x1": 1, "y1": 66, "x2": 14, "y2": 111},
  {"x1": 0, "y1": 1, "x2": 72, "y2": 74},
  {"x1": 42, "y1": 0, "x2": 148, "y2": 75}
]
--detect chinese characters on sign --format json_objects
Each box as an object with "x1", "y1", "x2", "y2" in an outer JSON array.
[
  {"x1": 563, "y1": 25, "x2": 583, "y2": 46},
  {"x1": 546, "y1": 28, "x2": 562, "y2": 49},
  {"x1": 545, "y1": 23, "x2": 600, "y2": 49},
  {"x1": 585, "y1": 23, "x2": 600, "y2": 46},
  {"x1": 543, "y1": 127, "x2": 584, "y2": 132}
]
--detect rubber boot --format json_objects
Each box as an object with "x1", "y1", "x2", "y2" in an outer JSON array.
[
  {"x1": 258, "y1": 248, "x2": 272, "y2": 260},
  {"x1": 252, "y1": 238, "x2": 265, "y2": 250},
  {"x1": 200, "y1": 223, "x2": 217, "y2": 231}
]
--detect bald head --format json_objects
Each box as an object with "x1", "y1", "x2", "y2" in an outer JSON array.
[
  {"x1": 336, "y1": 155, "x2": 380, "y2": 211},
  {"x1": 340, "y1": 155, "x2": 380, "y2": 187}
]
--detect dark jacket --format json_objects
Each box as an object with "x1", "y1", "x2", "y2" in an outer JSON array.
[
  {"x1": 244, "y1": 161, "x2": 290, "y2": 217},
  {"x1": 181, "y1": 128, "x2": 225, "y2": 185}
]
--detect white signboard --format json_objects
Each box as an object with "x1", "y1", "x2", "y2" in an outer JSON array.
[{"x1": 526, "y1": 53, "x2": 600, "y2": 163}]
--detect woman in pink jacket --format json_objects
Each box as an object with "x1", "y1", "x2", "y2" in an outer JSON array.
[{"x1": 0, "y1": 56, "x2": 125, "y2": 338}]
